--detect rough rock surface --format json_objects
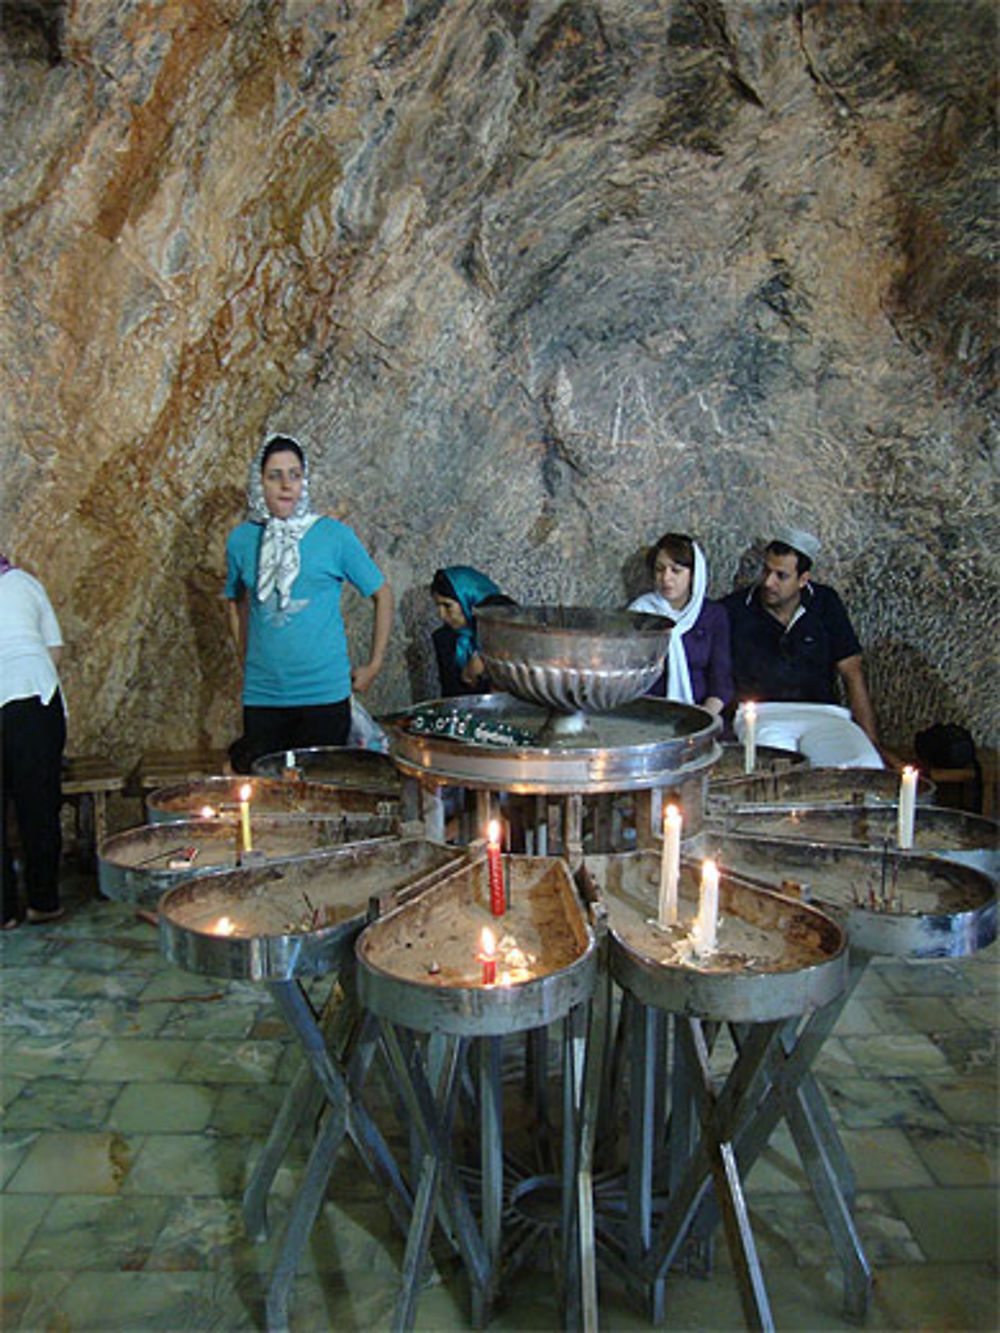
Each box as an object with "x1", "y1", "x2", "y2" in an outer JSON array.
[{"x1": 2, "y1": 0, "x2": 997, "y2": 762}]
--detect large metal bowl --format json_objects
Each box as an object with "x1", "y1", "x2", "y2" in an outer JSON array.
[{"x1": 476, "y1": 604, "x2": 671, "y2": 714}]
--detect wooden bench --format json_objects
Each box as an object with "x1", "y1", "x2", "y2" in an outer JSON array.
[
  {"x1": 135, "y1": 748, "x2": 230, "y2": 809},
  {"x1": 62, "y1": 756, "x2": 126, "y2": 862}
]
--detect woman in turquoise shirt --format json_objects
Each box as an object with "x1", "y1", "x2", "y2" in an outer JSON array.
[{"x1": 226, "y1": 435, "x2": 394, "y2": 771}]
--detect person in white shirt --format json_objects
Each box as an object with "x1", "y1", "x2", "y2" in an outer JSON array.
[{"x1": 1, "y1": 554, "x2": 66, "y2": 928}]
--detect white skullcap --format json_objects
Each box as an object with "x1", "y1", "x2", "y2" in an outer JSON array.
[{"x1": 772, "y1": 526, "x2": 821, "y2": 562}]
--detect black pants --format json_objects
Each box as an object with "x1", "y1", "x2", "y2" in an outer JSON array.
[
  {"x1": 229, "y1": 699, "x2": 351, "y2": 774},
  {"x1": 2, "y1": 691, "x2": 66, "y2": 919}
]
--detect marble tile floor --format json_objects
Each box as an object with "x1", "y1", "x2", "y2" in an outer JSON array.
[{"x1": 1, "y1": 869, "x2": 997, "y2": 1333}]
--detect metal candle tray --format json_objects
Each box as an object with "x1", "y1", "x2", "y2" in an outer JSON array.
[
  {"x1": 251, "y1": 745, "x2": 400, "y2": 795},
  {"x1": 707, "y1": 742, "x2": 805, "y2": 786},
  {"x1": 583, "y1": 851, "x2": 846, "y2": 1023},
  {"x1": 99, "y1": 815, "x2": 398, "y2": 906},
  {"x1": 699, "y1": 830, "x2": 997, "y2": 959},
  {"x1": 146, "y1": 774, "x2": 397, "y2": 824},
  {"x1": 158, "y1": 837, "x2": 464, "y2": 981},
  {"x1": 356, "y1": 855, "x2": 597, "y2": 1036},
  {"x1": 382, "y1": 695, "x2": 720, "y2": 794},
  {"x1": 708, "y1": 764, "x2": 936, "y2": 810},
  {"x1": 705, "y1": 805, "x2": 999, "y2": 879}
]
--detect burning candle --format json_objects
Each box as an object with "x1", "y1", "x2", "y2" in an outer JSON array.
[
  {"x1": 743, "y1": 701, "x2": 757, "y2": 774},
  {"x1": 487, "y1": 819, "x2": 505, "y2": 917},
  {"x1": 238, "y1": 783, "x2": 253, "y2": 854},
  {"x1": 214, "y1": 916, "x2": 235, "y2": 936},
  {"x1": 199, "y1": 805, "x2": 216, "y2": 820},
  {"x1": 692, "y1": 859, "x2": 720, "y2": 957},
  {"x1": 658, "y1": 803, "x2": 682, "y2": 928},
  {"x1": 897, "y1": 765, "x2": 917, "y2": 850},
  {"x1": 479, "y1": 926, "x2": 497, "y2": 985}
]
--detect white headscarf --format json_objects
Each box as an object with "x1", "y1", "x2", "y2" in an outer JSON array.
[
  {"x1": 247, "y1": 436, "x2": 319, "y2": 609},
  {"x1": 629, "y1": 541, "x2": 707, "y2": 705}
]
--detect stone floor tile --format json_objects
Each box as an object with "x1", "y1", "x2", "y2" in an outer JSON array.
[
  {"x1": 0, "y1": 1132, "x2": 35, "y2": 1189},
  {"x1": 122, "y1": 1133, "x2": 253, "y2": 1197},
  {"x1": 0, "y1": 1194, "x2": 52, "y2": 1267},
  {"x1": 17, "y1": 1193, "x2": 171, "y2": 1271},
  {"x1": 948, "y1": 993, "x2": 1000, "y2": 1028},
  {"x1": 822, "y1": 1074, "x2": 950, "y2": 1131},
  {"x1": 830, "y1": 995, "x2": 881, "y2": 1037},
  {"x1": 72, "y1": 997, "x2": 175, "y2": 1039},
  {"x1": 210, "y1": 1082, "x2": 289, "y2": 1135},
  {"x1": 5, "y1": 1130, "x2": 137, "y2": 1195},
  {"x1": 143, "y1": 1196, "x2": 277, "y2": 1273},
  {"x1": 59, "y1": 969, "x2": 156, "y2": 999},
  {"x1": 108, "y1": 1080, "x2": 217, "y2": 1133},
  {"x1": 906, "y1": 1122, "x2": 998, "y2": 1186},
  {"x1": 927, "y1": 1027, "x2": 997, "y2": 1078},
  {"x1": 890, "y1": 1187, "x2": 998, "y2": 1263},
  {"x1": 877, "y1": 959, "x2": 978, "y2": 998},
  {"x1": 179, "y1": 1038, "x2": 285, "y2": 1084},
  {"x1": 864, "y1": 995, "x2": 966, "y2": 1034},
  {"x1": 921, "y1": 1074, "x2": 999, "y2": 1125},
  {"x1": 54, "y1": 940, "x2": 156, "y2": 975},
  {"x1": 41, "y1": 1270, "x2": 245, "y2": 1331},
  {"x1": 0, "y1": 964, "x2": 71, "y2": 998},
  {"x1": 83, "y1": 1037, "x2": 196, "y2": 1082},
  {"x1": 0, "y1": 1076, "x2": 26, "y2": 1115},
  {"x1": 157, "y1": 997, "x2": 260, "y2": 1040},
  {"x1": 3, "y1": 1032, "x2": 104, "y2": 1080},
  {"x1": 841, "y1": 1032, "x2": 950, "y2": 1076},
  {"x1": 139, "y1": 970, "x2": 230, "y2": 1001},
  {"x1": 836, "y1": 1128, "x2": 936, "y2": 1190},
  {"x1": 4, "y1": 1077, "x2": 121, "y2": 1131},
  {"x1": 874, "y1": 1260, "x2": 1000, "y2": 1331},
  {"x1": 1, "y1": 1265, "x2": 74, "y2": 1332}
]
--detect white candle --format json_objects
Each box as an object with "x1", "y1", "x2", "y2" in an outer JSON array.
[
  {"x1": 897, "y1": 766, "x2": 917, "y2": 849},
  {"x1": 743, "y1": 701, "x2": 757, "y2": 774},
  {"x1": 692, "y1": 859, "x2": 720, "y2": 956},
  {"x1": 239, "y1": 783, "x2": 253, "y2": 854},
  {"x1": 658, "y1": 804, "x2": 682, "y2": 928}
]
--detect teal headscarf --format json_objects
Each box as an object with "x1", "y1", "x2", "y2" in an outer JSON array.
[{"x1": 434, "y1": 566, "x2": 502, "y2": 669}]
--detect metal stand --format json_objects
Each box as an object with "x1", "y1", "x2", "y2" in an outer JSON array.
[
  {"x1": 247, "y1": 976, "x2": 413, "y2": 1333},
  {"x1": 372, "y1": 1006, "x2": 604, "y2": 1332}
]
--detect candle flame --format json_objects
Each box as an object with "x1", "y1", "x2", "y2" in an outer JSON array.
[
  {"x1": 239, "y1": 783, "x2": 252, "y2": 802},
  {"x1": 480, "y1": 926, "x2": 495, "y2": 957},
  {"x1": 744, "y1": 700, "x2": 757, "y2": 720},
  {"x1": 902, "y1": 764, "x2": 917, "y2": 779},
  {"x1": 199, "y1": 805, "x2": 216, "y2": 819},
  {"x1": 702, "y1": 858, "x2": 719, "y2": 880},
  {"x1": 215, "y1": 916, "x2": 235, "y2": 936},
  {"x1": 664, "y1": 803, "x2": 680, "y2": 825},
  {"x1": 487, "y1": 819, "x2": 500, "y2": 845}
]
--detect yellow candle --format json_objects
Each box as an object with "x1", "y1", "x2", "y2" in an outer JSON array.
[
  {"x1": 743, "y1": 701, "x2": 757, "y2": 774},
  {"x1": 897, "y1": 766, "x2": 917, "y2": 849},
  {"x1": 239, "y1": 783, "x2": 253, "y2": 854},
  {"x1": 658, "y1": 804, "x2": 682, "y2": 928},
  {"x1": 693, "y1": 859, "x2": 720, "y2": 956}
]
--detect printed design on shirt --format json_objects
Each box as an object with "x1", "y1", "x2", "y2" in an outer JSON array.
[{"x1": 262, "y1": 592, "x2": 310, "y2": 627}]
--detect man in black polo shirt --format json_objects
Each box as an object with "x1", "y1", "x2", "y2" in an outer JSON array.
[{"x1": 722, "y1": 528, "x2": 880, "y2": 751}]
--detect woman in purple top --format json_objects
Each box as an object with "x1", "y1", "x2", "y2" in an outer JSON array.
[{"x1": 629, "y1": 532, "x2": 733, "y2": 716}]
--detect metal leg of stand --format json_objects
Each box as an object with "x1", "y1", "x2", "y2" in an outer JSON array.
[
  {"x1": 378, "y1": 1022, "x2": 491, "y2": 1331},
  {"x1": 244, "y1": 1056, "x2": 323, "y2": 1241},
  {"x1": 480, "y1": 1036, "x2": 504, "y2": 1289},
  {"x1": 646, "y1": 1017, "x2": 783, "y2": 1332},
  {"x1": 263, "y1": 983, "x2": 412, "y2": 1333}
]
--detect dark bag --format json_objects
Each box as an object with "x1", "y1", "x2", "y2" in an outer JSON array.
[{"x1": 914, "y1": 723, "x2": 976, "y2": 769}]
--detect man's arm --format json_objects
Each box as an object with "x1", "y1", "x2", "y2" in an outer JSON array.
[
  {"x1": 352, "y1": 581, "x2": 394, "y2": 694},
  {"x1": 836, "y1": 654, "x2": 879, "y2": 745}
]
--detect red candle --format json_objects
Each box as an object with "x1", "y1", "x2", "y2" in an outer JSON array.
[
  {"x1": 479, "y1": 927, "x2": 497, "y2": 985},
  {"x1": 487, "y1": 819, "x2": 505, "y2": 917}
]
